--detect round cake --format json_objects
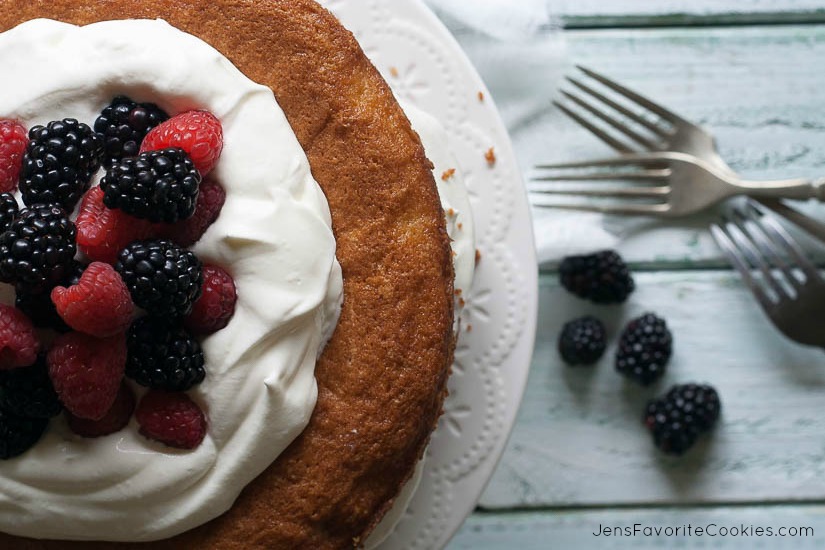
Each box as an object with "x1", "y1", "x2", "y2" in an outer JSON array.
[{"x1": 0, "y1": 1, "x2": 456, "y2": 548}]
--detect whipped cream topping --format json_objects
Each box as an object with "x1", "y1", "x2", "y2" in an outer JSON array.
[{"x1": 0, "y1": 19, "x2": 342, "y2": 541}]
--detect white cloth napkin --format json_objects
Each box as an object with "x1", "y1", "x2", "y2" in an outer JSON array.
[{"x1": 425, "y1": 0, "x2": 620, "y2": 265}]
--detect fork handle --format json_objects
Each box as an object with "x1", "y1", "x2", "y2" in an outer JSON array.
[{"x1": 737, "y1": 177, "x2": 825, "y2": 201}]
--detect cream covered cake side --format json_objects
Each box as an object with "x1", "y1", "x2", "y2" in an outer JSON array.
[
  {"x1": 0, "y1": 15, "x2": 477, "y2": 546},
  {"x1": 0, "y1": 18, "x2": 342, "y2": 541}
]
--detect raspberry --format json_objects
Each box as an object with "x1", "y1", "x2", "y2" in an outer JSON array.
[
  {"x1": 101, "y1": 147, "x2": 201, "y2": 223},
  {"x1": 0, "y1": 192, "x2": 18, "y2": 233},
  {"x1": 19, "y1": 118, "x2": 103, "y2": 210},
  {"x1": 559, "y1": 250, "x2": 635, "y2": 304},
  {"x1": 0, "y1": 119, "x2": 27, "y2": 193},
  {"x1": 184, "y1": 264, "x2": 236, "y2": 334},
  {"x1": 51, "y1": 262, "x2": 134, "y2": 337},
  {"x1": 127, "y1": 317, "x2": 205, "y2": 391},
  {"x1": 0, "y1": 356, "x2": 61, "y2": 419},
  {"x1": 0, "y1": 408, "x2": 47, "y2": 459},
  {"x1": 15, "y1": 260, "x2": 85, "y2": 332},
  {"x1": 140, "y1": 110, "x2": 223, "y2": 176},
  {"x1": 558, "y1": 316, "x2": 606, "y2": 366},
  {"x1": 66, "y1": 382, "x2": 135, "y2": 438},
  {"x1": 136, "y1": 390, "x2": 207, "y2": 449},
  {"x1": 616, "y1": 313, "x2": 673, "y2": 386},
  {"x1": 0, "y1": 304, "x2": 39, "y2": 370},
  {"x1": 160, "y1": 177, "x2": 225, "y2": 247},
  {"x1": 644, "y1": 383, "x2": 721, "y2": 455},
  {"x1": 94, "y1": 96, "x2": 169, "y2": 167},
  {"x1": 47, "y1": 332, "x2": 126, "y2": 420},
  {"x1": 76, "y1": 186, "x2": 159, "y2": 264},
  {"x1": 0, "y1": 203, "x2": 77, "y2": 293},
  {"x1": 115, "y1": 239, "x2": 203, "y2": 317}
]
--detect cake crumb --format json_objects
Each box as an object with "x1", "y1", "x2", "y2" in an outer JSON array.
[
  {"x1": 458, "y1": 297, "x2": 466, "y2": 308},
  {"x1": 484, "y1": 146, "x2": 496, "y2": 167},
  {"x1": 389, "y1": 66, "x2": 399, "y2": 78},
  {"x1": 441, "y1": 168, "x2": 456, "y2": 181},
  {"x1": 475, "y1": 249, "x2": 482, "y2": 265},
  {"x1": 454, "y1": 288, "x2": 463, "y2": 297},
  {"x1": 457, "y1": 222, "x2": 463, "y2": 230},
  {"x1": 466, "y1": 324, "x2": 473, "y2": 332},
  {"x1": 477, "y1": 90, "x2": 484, "y2": 101},
  {"x1": 447, "y1": 207, "x2": 456, "y2": 217}
]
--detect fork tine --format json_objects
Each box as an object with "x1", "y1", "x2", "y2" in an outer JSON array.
[
  {"x1": 724, "y1": 215, "x2": 791, "y2": 300},
  {"x1": 553, "y1": 100, "x2": 634, "y2": 153},
  {"x1": 531, "y1": 170, "x2": 669, "y2": 182},
  {"x1": 535, "y1": 154, "x2": 671, "y2": 170},
  {"x1": 566, "y1": 76, "x2": 671, "y2": 138},
  {"x1": 756, "y1": 198, "x2": 825, "y2": 245},
  {"x1": 577, "y1": 65, "x2": 687, "y2": 125},
  {"x1": 733, "y1": 207, "x2": 800, "y2": 289},
  {"x1": 528, "y1": 186, "x2": 669, "y2": 199},
  {"x1": 710, "y1": 223, "x2": 774, "y2": 310},
  {"x1": 527, "y1": 198, "x2": 670, "y2": 216},
  {"x1": 750, "y1": 203, "x2": 821, "y2": 282},
  {"x1": 560, "y1": 90, "x2": 660, "y2": 149}
]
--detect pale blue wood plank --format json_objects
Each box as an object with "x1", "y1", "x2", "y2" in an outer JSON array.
[
  {"x1": 449, "y1": 506, "x2": 825, "y2": 548},
  {"x1": 548, "y1": 0, "x2": 825, "y2": 27},
  {"x1": 479, "y1": 271, "x2": 825, "y2": 508}
]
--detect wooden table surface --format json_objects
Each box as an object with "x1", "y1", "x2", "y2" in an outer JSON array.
[{"x1": 449, "y1": 1, "x2": 825, "y2": 547}]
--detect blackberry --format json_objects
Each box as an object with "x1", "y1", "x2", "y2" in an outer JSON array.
[
  {"x1": 94, "y1": 96, "x2": 169, "y2": 167},
  {"x1": 644, "y1": 383, "x2": 721, "y2": 455},
  {"x1": 558, "y1": 316, "x2": 606, "y2": 366},
  {"x1": 126, "y1": 316, "x2": 205, "y2": 391},
  {"x1": 19, "y1": 118, "x2": 103, "y2": 210},
  {"x1": 0, "y1": 192, "x2": 18, "y2": 233},
  {"x1": 15, "y1": 261, "x2": 85, "y2": 331},
  {"x1": 0, "y1": 204, "x2": 77, "y2": 293},
  {"x1": 115, "y1": 239, "x2": 203, "y2": 317},
  {"x1": 101, "y1": 147, "x2": 201, "y2": 223},
  {"x1": 0, "y1": 407, "x2": 48, "y2": 459},
  {"x1": 615, "y1": 313, "x2": 672, "y2": 386},
  {"x1": 559, "y1": 250, "x2": 634, "y2": 304},
  {"x1": 0, "y1": 356, "x2": 62, "y2": 419}
]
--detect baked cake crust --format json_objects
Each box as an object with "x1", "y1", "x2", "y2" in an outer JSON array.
[{"x1": 0, "y1": 1, "x2": 455, "y2": 548}]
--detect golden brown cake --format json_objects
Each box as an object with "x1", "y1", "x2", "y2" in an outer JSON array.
[{"x1": 0, "y1": 0, "x2": 455, "y2": 548}]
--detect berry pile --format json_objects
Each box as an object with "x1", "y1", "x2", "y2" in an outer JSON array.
[
  {"x1": 556, "y1": 249, "x2": 722, "y2": 456},
  {"x1": 0, "y1": 100, "x2": 235, "y2": 458}
]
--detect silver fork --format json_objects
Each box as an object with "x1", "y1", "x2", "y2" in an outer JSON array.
[
  {"x1": 710, "y1": 201, "x2": 825, "y2": 348},
  {"x1": 530, "y1": 152, "x2": 825, "y2": 217},
  {"x1": 756, "y1": 199, "x2": 825, "y2": 244},
  {"x1": 553, "y1": 65, "x2": 732, "y2": 174}
]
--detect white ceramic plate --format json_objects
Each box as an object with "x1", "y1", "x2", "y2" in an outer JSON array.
[{"x1": 318, "y1": 1, "x2": 539, "y2": 548}]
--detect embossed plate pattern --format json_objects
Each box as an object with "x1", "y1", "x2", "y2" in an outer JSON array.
[{"x1": 318, "y1": 1, "x2": 539, "y2": 548}]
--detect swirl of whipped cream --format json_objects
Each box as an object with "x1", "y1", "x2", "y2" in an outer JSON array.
[{"x1": 0, "y1": 18, "x2": 342, "y2": 541}]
